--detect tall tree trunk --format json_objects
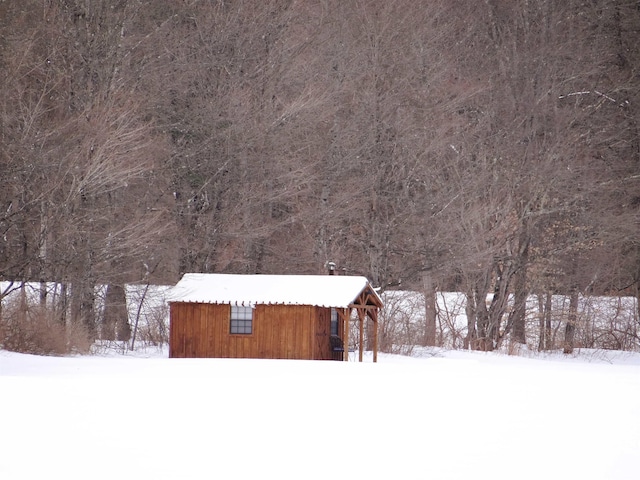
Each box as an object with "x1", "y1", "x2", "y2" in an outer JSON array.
[
  {"x1": 103, "y1": 283, "x2": 129, "y2": 341},
  {"x1": 39, "y1": 281, "x2": 47, "y2": 307},
  {"x1": 422, "y1": 269, "x2": 437, "y2": 347},
  {"x1": 537, "y1": 293, "x2": 545, "y2": 351},
  {"x1": 475, "y1": 288, "x2": 491, "y2": 351},
  {"x1": 487, "y1": 260, "x2": 515, "y2": 350},
  {"x1": 563, "y1": 289, "x2": 579, "y2": 354},
  {"x1": 71, "y1": 280, "x2": 97, "y2": 340},
  {"x1": 536, "y1": 291, "x2": 554, "y2": 351},
  {"x1": 464, "y1": 289, "x2": 477, "y2": 350},
  {"x1": 510, "y1": 266, "x2": 528, "y2": 344},
  {"x1": 511, "y1": 230, "x2": 530, "y2": 344},
  {"x1": 544, "y1": 291, "x2": 553, "y2": 350},
  {"x1": 19, "y1": 282, "x2": 28, "y2": 325},
  {"x1": 130, "y1": 282, "x2": 152, "y2": 350},
  {"x1": 57, "y1": 283, "x2": 69, "y2": 327}
]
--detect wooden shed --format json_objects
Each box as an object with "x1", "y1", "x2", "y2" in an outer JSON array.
[{"x1": 168, "y1": 273, "x2": 383, "y2": 361}]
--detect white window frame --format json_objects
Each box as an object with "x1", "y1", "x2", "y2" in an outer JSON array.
[{"x1": 230, "y1": 305, "x2": 253, "y2": 334}]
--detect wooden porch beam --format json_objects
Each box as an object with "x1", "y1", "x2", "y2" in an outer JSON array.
[
  {"x1": 372, "y1": 307, "x2": 378, "y2": 363},
  {"x1": 348, "y1": 303, "x2": 377, "y2": 310},
  {"x1": 357, "y1": 307, "x2": 365, "y2": 362},
  {"x1": 340, "y1": 308, "x2": 351, "y2": 362}
]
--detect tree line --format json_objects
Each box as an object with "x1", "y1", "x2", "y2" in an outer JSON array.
[{"x1": 1, "y1": 0, "x2": 638, "y2": 352}]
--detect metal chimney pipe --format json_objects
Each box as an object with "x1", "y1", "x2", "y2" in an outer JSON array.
[{"x1": 326, "y1": 261, "x2": 336, "y2": 275}]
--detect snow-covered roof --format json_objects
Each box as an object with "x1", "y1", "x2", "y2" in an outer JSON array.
[{"x1": 168, "y1": 273, "x2": 382, "y2": 308}]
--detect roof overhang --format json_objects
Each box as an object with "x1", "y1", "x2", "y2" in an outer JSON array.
[{"x1": 168, "y1": 273, "x2": 383, "y2": 309}]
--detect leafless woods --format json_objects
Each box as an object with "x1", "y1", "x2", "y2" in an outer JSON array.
[{"x1": 1, "y1": 0, "x2": 638, "y2": 352}]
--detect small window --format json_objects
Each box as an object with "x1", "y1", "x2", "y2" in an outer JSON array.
[
  {"x1": 230, "y1": 305, "x2": 253, "y2": 334},
  {"x1": 330, "y1": 308, "x2": 339, "y2": 336}
]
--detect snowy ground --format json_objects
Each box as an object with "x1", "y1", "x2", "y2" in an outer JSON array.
[{"x1": 1, "y1": 348, "x2": 639, "y2": 480}]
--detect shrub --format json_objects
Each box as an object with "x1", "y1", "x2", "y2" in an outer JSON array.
[{"x1": 0, "y1": 300, "x2": 91, "y2": 356}]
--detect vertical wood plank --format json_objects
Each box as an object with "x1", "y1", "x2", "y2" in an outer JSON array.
[
  {"x1": 304, "y1": 306, "x2": 313, "y2": 359},
  {"x1": 169, "y1": 304, "x2": 176, "y2": 357},
  {"x1": 205, "y1": 304, "x2": 213, "y2": 357},
  {"x1": 182, "y1": 304, "x2": 188, "y2": 357},
  {"x1": 293, "y1": 307, "x2": 301, "y2": 359},
  {"x1": 196, "y1": 304, "x2": 204, "y2": 356},
  {"x1": 218, "y1": 304, "x2": 229, "y2": 358}
]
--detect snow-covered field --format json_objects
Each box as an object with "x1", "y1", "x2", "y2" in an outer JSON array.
[{"x1": 1, "y1": 348, "x2": 639, "y2": 480}]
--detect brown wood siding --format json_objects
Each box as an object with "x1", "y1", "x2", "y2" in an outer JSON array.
[
  {"x1": 169, "y1": 302, "x2": 337, "y2": 359},
  {"x1": 309, "y1": 307, "x2": 329, "y2": 360},
  {"x1": 170, "y1": 303, "x2": 228, "y2": 358},
  {"x1": 254, "y1": 304, "x2": 315, "y2": 359},
  {"x1": 168, "y1": 303, "x2": 180, "y2": 357}
]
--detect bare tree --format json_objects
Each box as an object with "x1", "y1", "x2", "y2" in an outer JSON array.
[
  {"x1": 2, "y1": 0, "x2": 638, "y2": 354},
  {"x1": 0, "y1": 1, "x2": 172, "y2": 340}
]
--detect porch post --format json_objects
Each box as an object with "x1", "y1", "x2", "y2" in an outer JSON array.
[
  {"x1": 358, "y1": 308, "x2": 365, "y2": 362},
  {"x1": 367, "y1": 308, "x2": 378, "y2": 362},
  {"x1": 343, "y1": 308, "x2": 350, "y2": 362},
  {"x1": 372, "y1": 308, "x2": 378, "y2": 363}
]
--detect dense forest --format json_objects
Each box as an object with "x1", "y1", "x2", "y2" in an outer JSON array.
[{"x1": 1, "y1": 0, "x2": 639, "y2": 352}]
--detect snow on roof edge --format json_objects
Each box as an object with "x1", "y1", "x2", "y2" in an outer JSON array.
[{"x1": 168, "y1": 273, "x2": 382, "y2": 308}]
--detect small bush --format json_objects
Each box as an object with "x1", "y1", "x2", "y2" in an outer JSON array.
[{"x1": 0, "y1": 301, "x2": 91, "y2": 356}]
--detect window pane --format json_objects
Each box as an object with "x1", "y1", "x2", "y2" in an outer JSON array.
[
  {"x1": 330, "y1": 308, "x2": 338, "y2": 336},
  {"x1": 230, "y1": 305, "x2": 253, "y2": 334}
]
